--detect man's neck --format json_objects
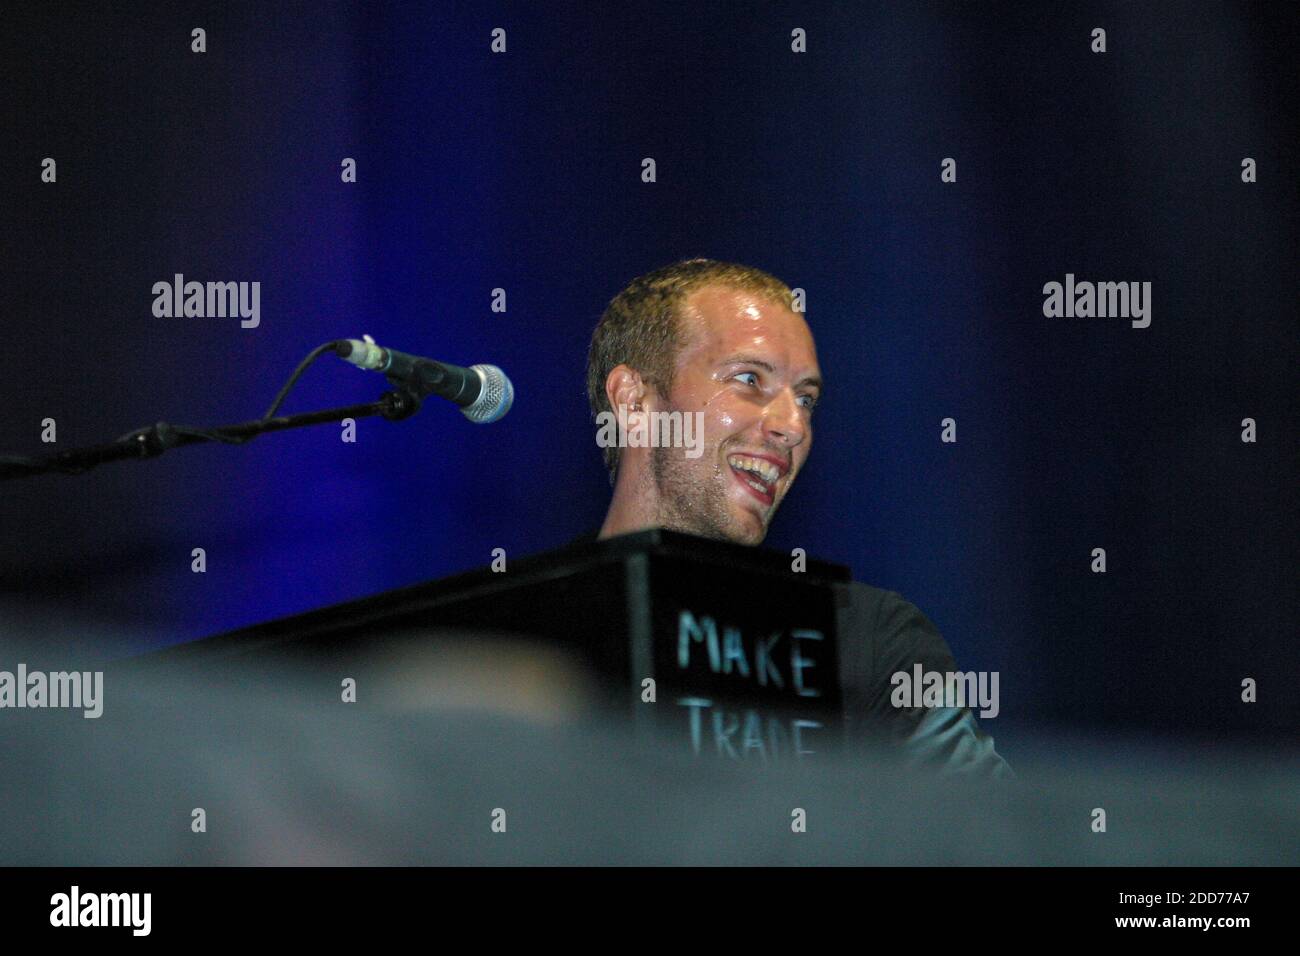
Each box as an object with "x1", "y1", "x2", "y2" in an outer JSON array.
[
  {"x1": 598, "y1": 465, "x2": 660, "y2": 539},
  {"x1": 598, "y1": 501, "x2": 658, "y2": 540}
]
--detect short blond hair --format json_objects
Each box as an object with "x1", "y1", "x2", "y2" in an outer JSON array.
[{"x1": 585, "y1": 259, "x2": 795, "y2": 482}]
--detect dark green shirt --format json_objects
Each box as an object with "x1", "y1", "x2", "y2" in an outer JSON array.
[{"x1": 835, "y1": 580, "x2": 1012, "y2": 778}]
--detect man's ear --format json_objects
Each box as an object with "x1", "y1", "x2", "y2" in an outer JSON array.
[
  {"x1": 605, "y1": 364, "x2": 649, "y2": 414},
  {"x1": 606, "y1": 364, "x2": 654, "y2": 450}
]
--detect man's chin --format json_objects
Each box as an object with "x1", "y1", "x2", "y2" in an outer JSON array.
[
  {"x1": 724, "y1": 506, "x2": 768, "y2": 545},
  {"x1": 661, "y1": 512, "x2": 765, "y2": 546}
]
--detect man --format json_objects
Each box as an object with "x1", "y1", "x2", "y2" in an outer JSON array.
[{"x1": 586, "y1": 259, "x2": 1011, "y2": 777}]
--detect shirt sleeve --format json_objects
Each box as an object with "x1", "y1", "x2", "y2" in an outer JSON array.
[{"x1": 838, "y1": 582, "x2": 1013, "y2": 779}]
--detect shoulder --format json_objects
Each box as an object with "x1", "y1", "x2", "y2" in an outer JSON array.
[
  {"x1": 839, "y1": 581, "x2": 955, "y2": 668},
  {"x1": 840, "y1": 580, "x2": 934, "y2": 624}
]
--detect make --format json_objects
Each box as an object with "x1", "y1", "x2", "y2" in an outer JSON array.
[{"x1": 675, "y1": 609, "x2": 823, "y2": 698}]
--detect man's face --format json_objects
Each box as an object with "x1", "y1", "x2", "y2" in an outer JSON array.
[{"x1": 649, "y1": 284, "x2": 821, "y2": 545}]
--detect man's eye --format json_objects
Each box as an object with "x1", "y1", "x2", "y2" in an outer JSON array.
[
  {"x1": 798, "y1": 394, "x2": 818, "y2": 410},
  {"x1": 734, "y1": 371, "x2": 760, "y2": 387}
]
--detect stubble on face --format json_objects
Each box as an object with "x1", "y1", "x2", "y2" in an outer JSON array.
[{"x1": 649, "y1": 440, "x2": 768, "y2": 544}]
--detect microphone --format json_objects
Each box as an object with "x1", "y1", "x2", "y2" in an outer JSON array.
[{"x1": 336, "y1": 338, "x2": 514, "y2": 423}]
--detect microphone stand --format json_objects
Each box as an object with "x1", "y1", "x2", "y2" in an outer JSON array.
[{"x1": 0, "y1": 387, "x2": 423, "y2": 482}]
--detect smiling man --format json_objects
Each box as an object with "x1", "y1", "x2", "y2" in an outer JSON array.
[
  {"x1": 590, "y1": 264, "x2": 818, "y2": 544},
  {"x1": 586, "y1": 259, "x2": 1011, "y2": 777}
]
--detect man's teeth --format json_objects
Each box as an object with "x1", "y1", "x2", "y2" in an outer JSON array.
[{"x1": 727, "y1": 454, "x2": 779, "y2": 486}]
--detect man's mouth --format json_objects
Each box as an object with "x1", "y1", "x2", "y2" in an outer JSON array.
[{"x1": 726, "y1": 453, "x2": 783, "y2": 507}]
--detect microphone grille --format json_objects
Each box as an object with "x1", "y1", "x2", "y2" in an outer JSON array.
[{"x1": 462, "y1": 365, "x2": 514, "y2": 423}]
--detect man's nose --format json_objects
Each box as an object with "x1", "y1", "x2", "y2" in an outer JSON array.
[{"x1": 762, "y1": 389, "x2": 808, "y2": 447}]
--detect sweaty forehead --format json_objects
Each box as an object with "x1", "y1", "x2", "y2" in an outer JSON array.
[{"x1": 677, "y1": 284, "x2": 817, "y2": 367}]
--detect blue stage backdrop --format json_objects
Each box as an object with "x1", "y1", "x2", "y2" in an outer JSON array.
[{"x1": 2, "y1": 1, "x2": 1295, "y2": 748}]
